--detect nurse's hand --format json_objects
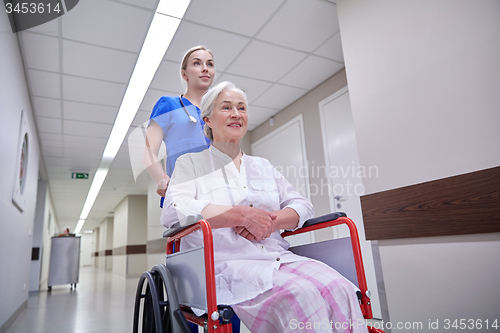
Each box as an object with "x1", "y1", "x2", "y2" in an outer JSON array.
[{"x1": 156, "y1": 174, "x2": 170, "y2": 197}]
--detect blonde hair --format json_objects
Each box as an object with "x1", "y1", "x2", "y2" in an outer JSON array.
[
  {"x1": 200, "y1": 81, "x2": 248, "y2": 141},
  {"x1": 180, "y1": 46, "x2": 214, "y2": 90}
]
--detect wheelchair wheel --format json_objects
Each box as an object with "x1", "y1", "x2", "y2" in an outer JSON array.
[{"x1": 133, "y1": 269, "x2": 172, "y2": 333}]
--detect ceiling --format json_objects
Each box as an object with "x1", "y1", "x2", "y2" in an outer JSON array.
[{"x1": 17, "y1": 0, "x2": 344, "y2": 232}]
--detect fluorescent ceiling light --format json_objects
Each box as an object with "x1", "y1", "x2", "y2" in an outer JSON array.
[
  {"x1": 79, "y1": 168, "x2": 109, "y2": 220},
  {"x1": 74, "y1": 219, "x2": 85, "y2": 234},
  {"x1": 102, "y1": 14, "x2": 181, "y2": 160},
  {"x1": 156, "y1": 0, "x2": 191, "y2": 18},
  {"x1": 76, "y1": 0, "x2": 191, "y2": 231}
]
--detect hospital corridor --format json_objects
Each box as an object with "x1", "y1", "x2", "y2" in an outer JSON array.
[{"x1": 1, "y1": 0, "x2": 499, "y2": 332}]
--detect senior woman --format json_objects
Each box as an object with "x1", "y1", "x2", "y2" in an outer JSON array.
[{"x1": 162, "y1": 81, "x2": 368, "y2": 333}]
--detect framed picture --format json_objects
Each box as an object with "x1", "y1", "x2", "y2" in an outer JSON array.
[{"x1": 12, "y1": 110, "x2": 31, "y2": 212}]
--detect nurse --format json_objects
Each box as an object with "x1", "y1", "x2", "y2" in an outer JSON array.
[{"x1": 144, "y1": 46, "x2": 215, "y2": 199}]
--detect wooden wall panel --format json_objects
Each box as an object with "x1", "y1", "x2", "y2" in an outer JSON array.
[
  {"x1": 147, "y1": 238, "x2": 167, "y2": 254},
  {"x1": 361, "y1": 166, "x2": 500, "y2": 240},
  {"x1": 112, "y1": 245, "x2": 147, "y2": 255}
]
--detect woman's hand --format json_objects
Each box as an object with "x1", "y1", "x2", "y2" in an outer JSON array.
[
  {"x1": 205, "y1": 205, "x2": 277, "y2": 241},
  {"x1": 234, "y1": 209, "x2": 277, "y2": 241},
  {"x1": 156, "y1": 174, "x2": 170, "y2": 197},
  {"x1": 234, "y1": 226, "x2": 255, "y2": 240}
]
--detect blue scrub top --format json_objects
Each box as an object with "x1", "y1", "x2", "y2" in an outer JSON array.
[{"x1": 149, "y1": 95, "x2": 210, "y2": 177}]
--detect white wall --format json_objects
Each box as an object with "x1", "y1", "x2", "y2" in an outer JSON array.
[
  {"x1": 127, "y1": 195, "x2": 147, "y2": 245},
  {"x1": 39, "y1": 189, "x2": 59, "y2": 289},
  {"x1": 251, "y1": 69, "x2": 348, "y2": 219},
  {"x1": 147, "y1": 176, "x2": 165, "y2": 269},
  {"x1": 113, "y1": 195, "x2": 147, "y2": 277},
  {"x1": 105, "y1": 217, "x2": 113, "y2": 270},
  {"x1": 92, "y1": 227, "x2": 100, "y2": 267},
  {"x1": 98, "y1": 218, "x2": 108, "y2": 269},
  {"x1": 80, "y1": 233, "x2": 93, "y2": 267},
  {"x1": 30, "y1": 180, "x2": 60, "y2": 291},
  {"x1": 0, "y1": 11, "x2": 41, "y2": 329},
  {"x1": 97, "y1": 217, "x2": 113, "y2": 270},
  {"x1": 336, "y1": 0, "x2": 500, "y2": 329},
  {"x1": 29, "y1": 181, "x2": 46, "y2": 291},
  {"x1": 127, "y1": 195, "x2": 147, "y2": 276},
  {"x1": 337, "y1": 0, "x2": 500, "y2": 195},
  {"x1": 113, "y1": 197, "x2": 128, "y2": 275}
]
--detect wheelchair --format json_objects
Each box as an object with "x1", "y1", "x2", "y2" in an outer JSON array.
[{"x1": 133, "y1": 212, "x2": 385, "y2": 333}]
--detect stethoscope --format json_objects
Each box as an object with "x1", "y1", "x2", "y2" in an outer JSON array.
[{"x1": 179, "y1": 95, "x2": 198, "y2": 123}]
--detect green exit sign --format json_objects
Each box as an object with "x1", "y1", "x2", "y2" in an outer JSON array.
[{"x1": 72, "y1": 172, "x2": 89, "y2": 179}]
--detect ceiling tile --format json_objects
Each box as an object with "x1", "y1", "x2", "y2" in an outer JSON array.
[
  {"x1": 256, "y1": 0, "x2": 339, "y2": 52},
  {"x1": 63, "y1": 134, "x2": 108, "y2": 145},
  {"x1": 39, "y1": 132, "x2": 62, "y2": 142},
  {"x1": 44, "y1": 157, "x2": 64, "y2": 166},
  {"x1": 185, "y1": 0, "x2": 284, "y2": 37},
  {"x1": 216, "y1": 74, "x2": 273, "y2": 104},
  {"x1": 29, "y1": 70, "x2": 60, "y2": 98},
  {"x1": 63, "y1": 147, "x2": 103, "y2": 160},
  {"x1": 45, "y1": 164, "x2": 65, "y2": 173},
  {"x1": 131, "y1": 110, "x2": 151, "y2": 127},
  {"x1": 42, "y1": 147, "x2": 63, "y2": 157},
  {"x1": 24, "y1": 16, "x2": 59, "y2": 36},
  {"x1": 150, "y1": 60, "x2": 185, "y2": 93},
  {"x1": 41, "y1": 139, "x2": 63, "y2": 148},
  {"x1": 47, "y1": 170, "x2": 66, "y2": 180},
  {"x1": 62, "y1": 157, "x2": 101, "y2": 169},
  {"x1": 36, "y1": 116, "x2": 62, "y2": 134},
  {"x1": 279, "y1": 55, "x2": 344, "y2": 90},
  {"x1": 140, "y1": 88, "x2": 170, "y2": 111},
  {"x1": 21, "y1": 33, "x2": 59, "y2": 72},
  {"x1": 32, "y1": 96, "x2": 62, "y2": 118},
  {"x1": 63, "y1": 119, "x2": 112, "y2": 138},
  {"x1": 62, "y1": 39, "x2": 136, "y2": 83},
  {"x1": 226, "y1": 41, "x2": 307, "y2": 82},
  {"x1": 314, "y1": 32, "x2": 344, "y2": 62},
  {"x1": 62, "y1": 0, "x2": 152, "y2": 53},
  {"x1": 63, "y1": 101, "x2": 118, "y2": 124},
  {"x1": 62, "y1": 75, "x2": 126, "y2": 106},
  {"x1": 252, "y1": 84, "x2": 307, "y2": 110},
  {"x1": 118, "y1": 0, "x2": 157, "y2": 10},
  {"x1": 164, "y1": 21, "x2": 250, "y2": 72},
  {"x1": 247, "y1": 105, "x2": 279, "y2": 129}
]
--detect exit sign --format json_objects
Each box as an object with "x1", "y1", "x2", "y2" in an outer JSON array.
[{"x1": 72, "y1": 172, "x2": 89, "y2": 179}]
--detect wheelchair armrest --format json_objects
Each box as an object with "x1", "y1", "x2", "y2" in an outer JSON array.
[
  {"x1": 302, "y1": 212, "x2": 347, "y2": 228},
  {"x1": 163, "y1": 214, "x2": 204, "y2": 238}
]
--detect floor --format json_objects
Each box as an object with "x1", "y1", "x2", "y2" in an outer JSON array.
[
  {"x1": 7, "y1": 266, "x2": 251, "y2": 333},
  {"x1": 7, "y1": 266, "x2": 138, "y2": 333},
  {"x1": 7, "y1": 265, "x2": 377, "y2": 333}
]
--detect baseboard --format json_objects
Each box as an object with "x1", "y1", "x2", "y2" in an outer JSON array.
[{"x1": 0, "y1": 300, "x2": 27, "y2": 333}]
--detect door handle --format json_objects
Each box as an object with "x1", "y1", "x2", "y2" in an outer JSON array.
[{"x1": 334, "y1": 195, "x2": 346, "y2": 201}]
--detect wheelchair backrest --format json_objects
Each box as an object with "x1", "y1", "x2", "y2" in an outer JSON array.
[{"x1": 289, "y1": 236, "x2": 359, "y2": 287}]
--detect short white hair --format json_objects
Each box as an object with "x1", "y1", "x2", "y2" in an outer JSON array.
[{"x1": 200, "y1": 81, "x2": 248, "y2": 141}]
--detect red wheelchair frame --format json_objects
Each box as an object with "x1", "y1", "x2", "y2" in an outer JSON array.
[{"x1": 159, "y1": 214, "x2": 385, "y2": 333}]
